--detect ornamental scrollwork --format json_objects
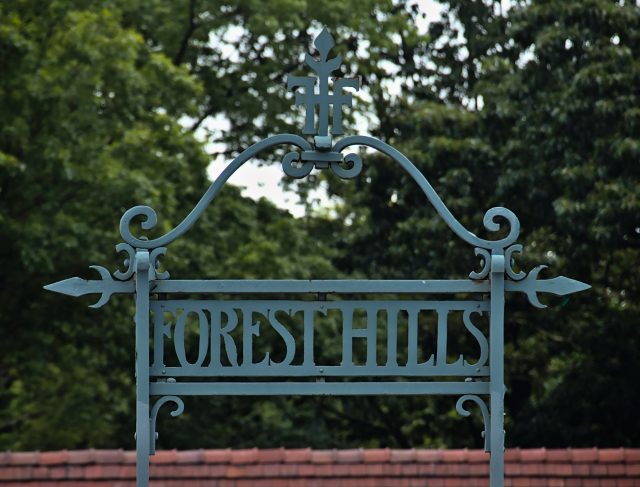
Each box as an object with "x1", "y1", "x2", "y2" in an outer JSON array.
[
  {"x1": 42, "y1": 244, "x2": 170, "y2": 309},
  {"x1": 114, "y1": 243, "x2": 169, "y2": 281},
  {"x1": 118, "y1": 135, "x2": 312, "y2": 249},
  {"x1": 468, "y1": 243, "x2": 589, "y2": 308},
  {"x1": 456, "y1": 394, "x2": 490, "y2": 452},
  {"x1": 281, "y1": 149, "x2": 362, "y2": 179},
  {"x1": 469, "y1": 248, "x2": 491, "y2": 280},
  {"x1": 149, "y1": 394, "x2": 184, "y2": 455},
  {"x1": 149, "y1": 247, "x2": 170, "y2": 280},
  {"x1": 504, "y1": 244, "x2": 525, "y2": 281},
  {"x1": 470, "y1": 243, "x2": 525, "y2": 281},
  {"x1": 45, "y1": 28, "x2": 590, "y2": 315},
  {"x1": 117, "y1": 26, "x2": 522, "y2": 251},
  {"x1": 114, "y1": 242, "x2": 136, "y2": 280},
  {"x1": 281, "y1": 28, "x2": 362, "y2": 180}
]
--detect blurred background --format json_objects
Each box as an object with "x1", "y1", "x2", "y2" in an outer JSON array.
[{"x1": 1, "y1": 0, "x2": 638, "y2": 451}]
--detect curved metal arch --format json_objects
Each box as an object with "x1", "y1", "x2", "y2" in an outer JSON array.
[
  {"x1": 333, "y1": 136, "x2": 520, "y2": 250},
  {"x1": 119, "y1": 134, "x2": 312, "y2": 249},
  {"x1": 119, "y1": 133, "x2": 519, "y2": 250}
]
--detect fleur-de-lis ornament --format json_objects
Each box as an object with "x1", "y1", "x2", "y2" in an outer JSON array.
[{"x1": 287, "y1": 28, "x2": 360, "y2": 140}]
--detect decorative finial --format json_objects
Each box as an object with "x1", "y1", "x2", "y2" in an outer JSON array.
[
  {"x1": 314, "y1": 27, "x2": 335, "y2": 61},
  {"x1": 286, "y1": 27, "x2": 360, "y2": 140}
]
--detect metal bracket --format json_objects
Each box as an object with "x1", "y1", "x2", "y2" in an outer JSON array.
[
  {"x1": 149, "y1": 395, "x2": 184, "y2": 455},
  {"x1": 456, "y1": 394, "x2": 490, "y2": 452}
]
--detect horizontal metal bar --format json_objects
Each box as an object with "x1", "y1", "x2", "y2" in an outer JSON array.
[
  {"x1": 150, "y1": 365, "x2": 490, "y2": 377},
  {"x1": 150, "y1": 381, "x2": 490, "y2": 396},
  {"x1": 153, "y1": 279, "x2": 490, "y2": 294},
  {"x1": 301, "y1": 151, "x2": 342, "y2": 162},
  {"x1": 46, "y1": 275, "x2": 590, "y2": 310},
  {"x1": 153, "y1": 299, "x2": 488, "y2": 310}
]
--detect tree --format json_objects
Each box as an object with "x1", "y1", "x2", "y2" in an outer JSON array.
[
  {"x1": 480, "y1": 0, "x2": 640, "y2": 447},
  {"x1": 5, "y1": 0, "x2": 633, "y2": 452},
  {"x1": 0, "y1": 0, "x2": 425, "y2": 449},
  {"x1": 331, "y1": 0, "x2": 640, "y2": 447},
  {"x1": 0, "y1": 2, "x2": 211, "y2": 448}
]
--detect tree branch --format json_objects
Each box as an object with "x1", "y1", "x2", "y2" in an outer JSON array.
[
  {"x1": 173, "y1": 0, "x2": 198, "y2": 66},
  {"x1": 189, "y1": 104, "x2": 216, "y2": 132}
]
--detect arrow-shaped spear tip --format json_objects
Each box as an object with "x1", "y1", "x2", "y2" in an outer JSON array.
[
  {"x1": 512, "y1": 269, "x2": 591, "y2": 309},
  {"x1": 573, "y1": 279, "x2": 591, "y2": 293},
  {"x1": 550, "y1": 276, "x2": 591, "y2": 296},
  {"x1": 43, "y1": 277, "x2": 89, "y2": 297}
]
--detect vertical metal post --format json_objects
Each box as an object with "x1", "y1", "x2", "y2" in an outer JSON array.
[
  {"x1": 489, "y1": 252, "x2": 505, "y2": 487},
  {"x1": 135, "y1": 250, "x2": 151, "y2": 487}
]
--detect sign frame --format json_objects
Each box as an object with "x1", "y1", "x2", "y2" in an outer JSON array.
[{"x1": 46, "y1": 28, "x2": 589, "y2": 487}]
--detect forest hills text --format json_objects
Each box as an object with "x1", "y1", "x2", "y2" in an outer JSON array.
[{"x1": 150, "y1": 300, "x2": 491, "y2": 377}]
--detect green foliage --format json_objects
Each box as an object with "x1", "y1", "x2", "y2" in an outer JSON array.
[
  {"x1": 481, "y1": 0, "x2": 640, "y2": 447},
  {"x1": 118, "y1": 0, "x2": 428, "y2": 151},
  {"x1": 2, "y1": 0, "x2": 637, "y2": 451},
  {"x1": 0, "y1": 2, "x2": 207, "y2": 448},
  {"x1": 0, "y1": 0, "x2": 423, "y2": 449},
  {"x1": 334, "y1": 0, "x2": 640, "y2": 447}
]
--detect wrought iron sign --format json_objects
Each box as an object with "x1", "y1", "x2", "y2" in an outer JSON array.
[{"x1": 45, "y1": 28, "x2": 589, "y2": 487}]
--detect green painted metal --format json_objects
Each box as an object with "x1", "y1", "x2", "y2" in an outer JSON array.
[
  {"x1": 135, "y1": 250, "x2": 151, "y2": 484},
  {"x1": 44, "y1": 276, "x2": 590, "y2": 309},
  {"x1": 44, "y1": 28, "x2": 590, "y2": 487},
  {"x1": 150, "y1": 299, "x2": 490, "y2": 376},
  {"x1": 489, "y1": 252, "x2": 506, "y2": 481},
  {"x1": 150, "y1": 381, "x2": 491, "y2": 396}
]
